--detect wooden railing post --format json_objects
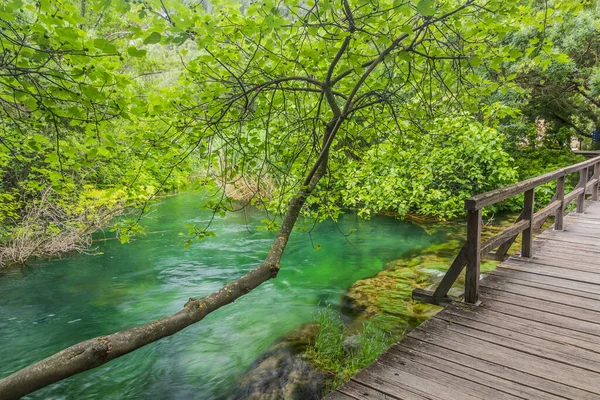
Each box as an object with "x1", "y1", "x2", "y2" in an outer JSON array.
[
  {"x1": 465, "y1": 209, "x2": 482, "y2": 304},
  {"x1": 593, "y1": 163, "x2": 600, "y2": 201},
  {"x1": 577, "y1": 167, "x2": 588, "y2": 212},
  {"x1": 522, "y1": 188, "x2": 535, "y2": 257},
  {"x1": 555, "y1": 176, "x2": 565, "y2": 231}
]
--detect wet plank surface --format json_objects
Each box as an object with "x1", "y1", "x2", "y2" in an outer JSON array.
[{"x1": 325, "y1": 202, "x2": 600, "y2": 400}]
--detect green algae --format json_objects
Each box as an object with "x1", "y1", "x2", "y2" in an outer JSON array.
[{"x1": 342, "y1": 213, "x2": 528, "y2": 333}]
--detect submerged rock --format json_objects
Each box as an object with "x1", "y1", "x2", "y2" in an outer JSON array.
[
  {"x1": 230, "y1": 324, "x2": 327, "y2": 400},
  {"x1": 230, "y1": 344, "x2": 326, "y2": 400}
]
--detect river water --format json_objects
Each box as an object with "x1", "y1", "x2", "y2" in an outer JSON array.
[{"x1": 0, "y1": 192, "x2": 447, "y2": 399}]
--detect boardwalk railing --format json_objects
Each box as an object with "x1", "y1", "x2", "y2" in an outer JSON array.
[{"x1": 413, "y1": 155, "x2": 600, "y2": 305}]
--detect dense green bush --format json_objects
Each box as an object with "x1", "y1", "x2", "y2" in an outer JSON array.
[
  {"x1": 511, "y1": 148, "x2": 585, "y2": 210},
  {"x1": 333, "y1": 115, "x2": 519, "y2": 219}
]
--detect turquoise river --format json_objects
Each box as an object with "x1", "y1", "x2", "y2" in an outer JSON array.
[{"x1": 0, "y1": 192, "x2": 449, "y2": 399}]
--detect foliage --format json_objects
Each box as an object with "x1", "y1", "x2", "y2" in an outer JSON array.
[
  {"x1": 0, "y1": 0, "x2": 594, "y2": 262},
  {"x1": 306, "y1": 307, "x2": 395, "y2": 390},
  {"x1": 511, "y1": 148, "x2": 585, "y2": 209},
  {"x1": 0, "y1": 0, "x2": 199, "y2": 264},
  {"x1": 332, "y1": 114, "x2": 518, "y2": 219},
  {"x1": 500, "y1": 3, "x2": 600, "y2": 147}
]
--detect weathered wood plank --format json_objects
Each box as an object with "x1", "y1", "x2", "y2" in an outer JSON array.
[
  {"x1": 442, "y1": 303, "x2": 600, "y2": 349},
  {"x1": 376, "y1": 350, "x2": 522, "y2": 400},
  {"x1": 480, "y1": 219, "x2": 528, "y2": 256},
  {"x1": 336, "y1": 380, "x2": 401, "y2": 400},
  {"x1": 431, "y1": 243, "x2": 467, "y2": 302},
  {"x1": 564, "y1": 186, "x2": 585, "y2": 210},
  {"x1": 480, "y1": 287, "x2": 600, "y2": 324},
  {"x1": 522, "y1": 189, "x2": 535, "y2": 257},
  {"x1": 532, "y1": 199, "x2": 561, "y2": 228},
  {"x1": 352, "y1": 364, "x2": 480, "y2": 400},
  {"x1": 504, "y1": 256, "x2": 600, "y2": 275},
  {"x1": 578, "y1": 167, "x2": 589, "y2": 212},
  {"x1": 480, "y1": 278, "x2": 600, "y2": 311},
  {"x1": 399, "y1": 336, "x2": 598, "y2": 400},
  {"x1": 497, "y1": 263, "x2": 600, "y2": 285},
  {"x1": 487, "y1": 269, "x2": 600, "y2": 299},
  {"x1": 482, "y1": 297, "x2": 600, "y2": 337},
  {"x1": 434, "y1": 311, "x2": 600, "y2": 365},
  {"x1": 326, "y1": 390, "x2": 359, "y2": 400},
  {"x1": 409, "y1": 323, "x2": 600, "y2": 394},
  {"x1": 465, "y1": 209, "x2": 482, "y2": 304},
  {"x1": 533, "y1": 238, "x2": 600, "y2": 255},
  {"x1": 389, "y1": 343, "x2": 565, "y2": 400}
]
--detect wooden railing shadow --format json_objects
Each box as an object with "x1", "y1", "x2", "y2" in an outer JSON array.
[{"x1": 413, "y1": 155, "x2": 600, "y2": 305}]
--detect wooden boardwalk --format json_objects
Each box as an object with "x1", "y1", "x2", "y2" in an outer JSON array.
[{"x1": 325, "y1": 202, "x2": 600, "y2": 400}]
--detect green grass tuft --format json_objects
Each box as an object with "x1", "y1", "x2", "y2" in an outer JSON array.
[{"x1": 305, "y1": 306, "x2": 398, "y2": 390}]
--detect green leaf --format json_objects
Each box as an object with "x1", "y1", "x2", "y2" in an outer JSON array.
[
  {"x1": 143, "y1": 32, "x2": 162, "y2": 45},
  {"x1": 127, "y1": 47, "x2": 147, "y2": 57},
  {"x1": 416, "y1": 0, "x2": 436, "y2": 16}
]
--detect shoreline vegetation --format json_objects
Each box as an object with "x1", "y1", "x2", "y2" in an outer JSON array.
[{"x1": 2, "y1": 148, "x2": 584, "y2": 269}]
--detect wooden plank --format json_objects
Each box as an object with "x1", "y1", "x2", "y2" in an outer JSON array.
[
  {"x1": 586, "y1": 177, "x2": 599, "y2": 193},
  {"x1": 514, "y1": 254, "x2": 600, "y2": 274},
  {"x1": 533, "y1": 237, "x2": 600, "y2": 255},
  {"x1": 497, "y1": 263, "x2": 600, "y2": 285},
  {"x1": 522, "y1": 189, "x2": 535, "y2": 257},
  {"x1": 421, "y1": 317, "x2": 600, "y2": 372},
  {"x1": 563, "y1": 186, "x2": 585, "y2": 210},
  {"x1": 532, "y1": 199, "x2": 561, "y2": 228},
  {"x1": 399, "y1": 336, "x2": 598, "y2": 400},
  {"x1": 555, "y1": 175, "x2": 565, "y2": 230},
  {"x1": 389, "y1": 343, "x2": 565, "y2": 400},
  {"x1": 555, "y1": 221, "x2": 600, "y2": 233},
  {"x1": 564, "y1": 211, "x2": 600, "y2": 220},
  {"x1": 325, "y1": 390, "x2": 359, "y2": 400},
  {"x1": 465, "y1": 209, "x2": 482, "y2": 304},
  {"x1": 537, "y1": 229, "x2": 600, "y2": 244},
  {"x1": 376, "y1": 349, "x2": 522, "y2": 400},
  {"x1": 480, "y1": 287, "x2": 600, "y2": 324},
  {"x1": 335, "y1": 380, "x2": 401, "y2": 400},
  {"x1": 352, "y1": 363, "x2": 479, "y2": 400},
  {"x1": 495, "y1": 210, "x2": 525, "y2": 258},
  {"x1": 504, "y1": 255, "x2": 600, "y2": 275},
  {"x1": 482, "y1": 297, "x2": 600, "y2": 337},
  {"x1": 408, "y1": 323, "x2": 600, "y2": 395},
  {"x1": 529, "y1": 243, "x2": 600, "y2": 262},
  {"x1": 480, "y1": 219, "x2": 528, "y2": 255},
  {"x1": 431, "y1": 243, "x2": 467, "y2": 301},
  {"x1": 593, "y1": 163, "x2": 600, "y2": 201},
  {"x1": 434, "y1": 311, "x2": 600, "y2": 366},
  {"x1": 443, "y1": 303, "x2": 600, "y2": 349},
  {"x1": 488, "y1": 269, "x2": 600, "y2": 298},
  {"x1": 562, "y1": 215, "x2": 600, "y2": 225},
  {"x1": 481, "y1": 279, "x2": 600, "y2": 310},
  {"x1": 579, "y1": 168, "x2": 590, "y2": 212}
]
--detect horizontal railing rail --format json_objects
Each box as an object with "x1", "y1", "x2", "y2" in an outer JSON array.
[{"x1": 413, "y1": 155, "x2": 600, "y2": 305}]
